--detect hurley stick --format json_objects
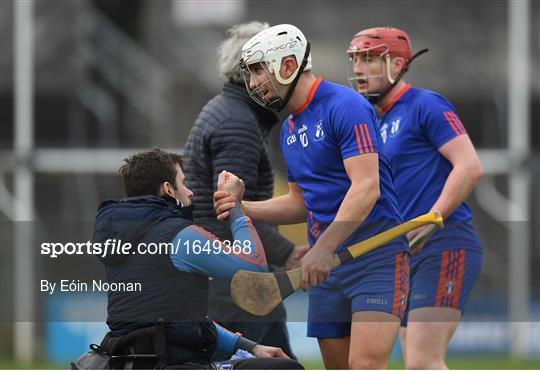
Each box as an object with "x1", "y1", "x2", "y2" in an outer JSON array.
[
  {"x1": 230, "y1": 211, "x2": 444, "y2": 316},
  {"x1": 409, "y1": 223, "x2": 438, "y2": 255}
]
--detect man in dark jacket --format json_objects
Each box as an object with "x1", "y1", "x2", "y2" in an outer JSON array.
[
  {"x1": 92, "y1": 149, "x2": 303, "y2": 369},
  {"x1": 184, "y1": 22, "x2": 307, "y2": 359}
]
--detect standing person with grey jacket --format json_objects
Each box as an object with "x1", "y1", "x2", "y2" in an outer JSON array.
[{"x1": 183, "y1": 21, "x2": 307, "y2": 360}]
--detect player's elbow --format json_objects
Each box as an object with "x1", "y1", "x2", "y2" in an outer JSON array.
[
  {"x1": 473, "y1": 162, "x2": 484, "y2": 183},
  {"x1": 359, "y1": 178, "x2": 380, "y2": 206},
  {"x1": 468, "y1": 160, "x2": 484, "y2": 186},
  {"x1": 456, "y1": 159, "x2": 483, "y2": 188},
  {"x1": 290, "y1": 192, "x2": 308, "y2": 220},
  {"x1": 369, "y1": 186, "x2": 381, "y2": 206}
]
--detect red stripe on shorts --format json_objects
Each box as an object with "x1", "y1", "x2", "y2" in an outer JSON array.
[
  {"x1": 435, "y1": 251, "x2": 450, "y2": 306},
  {"x1": 451, "y1": 250, "x2": 466, "y2": 308},
  {"x1": 436, "y1": 250, "x2": 466, "y2": 308},
  {"x1": 392, "y1": 253, "x2": 409, "y2": 318}
]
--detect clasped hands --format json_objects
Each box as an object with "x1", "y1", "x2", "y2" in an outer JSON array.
[{"x1": 213, "y1": 171, "x2": 324, "y2": 289}]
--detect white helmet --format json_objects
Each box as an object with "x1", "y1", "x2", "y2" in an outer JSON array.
[
  {"x1": 239, "y1": 24, "x2": 312, "y2": 111},
  {"x1": 240, "y1": 24, "x2": 312, "y2": 84}
]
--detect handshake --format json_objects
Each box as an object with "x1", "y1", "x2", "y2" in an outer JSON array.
[
  {"x1": 215, "y1": 171, "x2": 244, "y2": 220},
  {"x1": 214, "y1": 170, "x2": 309, "y2": 271}
]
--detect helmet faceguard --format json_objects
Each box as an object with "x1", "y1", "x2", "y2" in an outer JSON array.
[
  {"x1": 239, "y1": 50, "x2": 285, "y2": 110},
  {"x1": 347, "y1": 44, "x2": 391, "y2": 103},
  {"x1": 239, "y1": 24, "x2": 312, "y2": 112},
  {"x1": 346, "y1": 27, "x2": 426, "y2": 103}
]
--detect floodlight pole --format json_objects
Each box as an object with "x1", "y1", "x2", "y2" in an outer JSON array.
[
  {"x1": 507, "y1": 0, "x2": 531, "y2": 359},
  {"x1": 14, "y1": 0, "x2": 35, "y2": 363}
]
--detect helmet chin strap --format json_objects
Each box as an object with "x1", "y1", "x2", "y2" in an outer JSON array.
[
  {"x1": 371, "y1": 48, "x2": 429, "y2": 105},
  {"x1": 268, "y1": 42, "x2": 311, "y2": 112}
]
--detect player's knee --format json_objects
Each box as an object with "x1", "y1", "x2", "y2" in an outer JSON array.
[
  {"x1": 406, "y1": 355, "x2": 447, "y2": 370},
  {"x1": 349, "y1": 355, "x2": 387, "y2": 370},
  {"x1": 323, "y1": 358, "x2": 348, "y2": 370}
]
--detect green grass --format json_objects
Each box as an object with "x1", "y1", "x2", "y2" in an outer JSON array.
[
  {"x1": 1, "y1": 356, "x2": 538, "y2": 369},
  {"x1": 0, "y1": 359, "x2": 67, "y2": 369},
  {"x1": 393, "y1": 357, "x2": 540, "y2": 369},
  {"x1": 300, "y1": 356, "x2": 540, "y2": 369}
]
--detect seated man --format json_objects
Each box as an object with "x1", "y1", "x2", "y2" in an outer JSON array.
[{"x1": 91, "y1": 149, "x2": 302, "y2": 369}]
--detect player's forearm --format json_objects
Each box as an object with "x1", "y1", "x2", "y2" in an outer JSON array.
[
  {"x1": 214, "y1": 321, "x2": 257, "y2": 356},
  {"x1": 228, "y1": 205, "x2": 264, "y2": 254},
  {"x1": 315, "y1": 180, "x2": 379, "y2": 252},
  {"x1": 243, "y1": 193, "x2": 307, "y2": 225},
  {"x1": 432, "y1": 163, "x2": 483, "y2": 219}
]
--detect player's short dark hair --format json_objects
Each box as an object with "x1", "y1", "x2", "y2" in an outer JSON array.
[{"x1": 119, "y1": 149, "x2": 184, "y2": 197}]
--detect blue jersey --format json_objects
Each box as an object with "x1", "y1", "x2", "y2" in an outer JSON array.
[
  {"x1": 378, "y1": 85, "x2": 482, "y2": 251},
  {"x1": 279, "y1": 77, "x2": 405, "y2": 255}
]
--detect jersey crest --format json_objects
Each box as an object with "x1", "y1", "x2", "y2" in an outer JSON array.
[
  {"x1": 314, "y1": 120, "x2": 325, "y2": 141},
  {"x1": 380, "y1": 122, "x2": 388, "y2": 143},
  {"x1": 390, "y1": 117, "x2": 401, "y2": 136}
]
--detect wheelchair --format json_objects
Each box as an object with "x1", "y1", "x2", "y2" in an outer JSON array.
[{"x1": 71, "y1": 322, "x2": 303, "y2": 370}]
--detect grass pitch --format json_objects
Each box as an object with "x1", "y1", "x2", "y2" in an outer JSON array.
[
  {"x1": 300, "y1": 356, "x2": 540, "y2": 369},
  {"x1": 1, "y1": 356, "x2": 538, "y2": 369}
]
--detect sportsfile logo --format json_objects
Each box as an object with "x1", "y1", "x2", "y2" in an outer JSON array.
[{"x1": 40, "y1": 238, "x2": 252, "y2": 258}]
